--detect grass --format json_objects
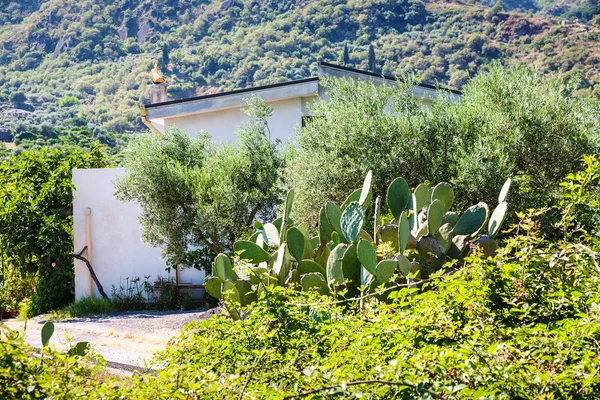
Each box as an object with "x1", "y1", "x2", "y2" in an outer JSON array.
[{"x1": 50, "y1": 296, "x2": 116, "y2": 320}]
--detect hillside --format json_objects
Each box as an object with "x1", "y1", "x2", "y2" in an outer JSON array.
[{"x1": 0, "y1": 0, "x2": 599, "y2": 157}]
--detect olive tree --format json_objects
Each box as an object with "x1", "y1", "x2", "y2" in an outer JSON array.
[{"x1": 115, "y1": 99, "x2": 284, "y2": 271}]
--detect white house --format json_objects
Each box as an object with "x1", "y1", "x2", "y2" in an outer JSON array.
[{"x1": 73, "y1": 62, "x2": 461, "y2": 300}]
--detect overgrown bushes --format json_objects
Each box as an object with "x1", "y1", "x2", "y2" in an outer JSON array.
[
  {"x1": 288, "y1": 64, "x2": 600, "y2": 229},
  {"x1": 0, "y1": 146, "x2": 108, "y2": 316}
]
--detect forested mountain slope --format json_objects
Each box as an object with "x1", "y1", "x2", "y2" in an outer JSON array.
[{"x1": 0, "y1": 0, "x2": 599, "y2": 156}]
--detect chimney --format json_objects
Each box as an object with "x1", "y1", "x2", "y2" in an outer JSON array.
[{"x1": 150, "y1": 82, "x2": 168, "y2": 104}]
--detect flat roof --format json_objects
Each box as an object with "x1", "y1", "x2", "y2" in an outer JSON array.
[{"x1": 145, "y1": 77, "x2": 319, "y2": 109}]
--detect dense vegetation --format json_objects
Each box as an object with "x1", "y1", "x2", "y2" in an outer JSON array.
[
  {"x1": 1, "y1": 0, "x2": 600, "y2": 156},
  {"x1": 0, "y1": 146, "x2": 109, "y2": 316},
  {"x1": 1, "y1": 155, "x2": 599, "y2": 398},
  {"x1": 288, "y1": 64, "x2": 600, "y2": 228}
]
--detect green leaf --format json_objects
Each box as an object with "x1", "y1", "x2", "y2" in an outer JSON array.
[
  {"x1": 359, "y1": 170, "x2": 373, "y2": 207},
  {"x1": 325, "y1": 202, "x2": 343, "y2": 237},
  {"x1": 234, "y1": 280, "x2": 256, "y2": 306},
  {"x1": 213, "y1": 253, "x2": 238, "y2": 281},
  {"x1": 301, "y1": 272, "x2": 329, "y2": 295},
  {"x1": 357, "y1": 239, "x2": 377, "y2": 275},
  {"x1": 376, "y1": 260, "x2": 397, "y2": 283},
  {"x1": 498, "y1": 177, "x2": 512, "y2": 204},
  {"x1": 41, "y1": 321, "x2": 54, "y2": 347},
  {"x1": 284, "y1": 189, "x2": 295, "y2": 222},
  {"x1": 427, "y1": 199, "x2": 444, "y2": 236},
  {"x1": 326, "y1": 244, "x2": 347, "y2": 286},
  {"x1": 205, "y1": 276, "x2": 222, "y2": 299},
  {"x1": 488, "y1": 201, "x2": 508, "y2": 238},
  {"x1": 398, "y1": 211, "x2": 409, "y2": 252},
  {"x1": 453, "y1": 202, "x2": 489, "y2": 236},
  {"x1": 413, "y1": 183, "x2": 430, "y2": 211},
  {"x1": 387, "y1": 177, "x2": 410, "y2": 219},
  {"x1": 67, "y1": 342, "x2": 89, "y2": 357},
  {"x1": 319, "y1": 207, "x2": 335, "y2": 242},
  {"x1": 340, "y1": 202, "x2": 365, "y2": 242},
  {"x1": 287, "y1": 227, "x2": 305, "y2": 261},
  {"x1": 397, "y1": 254, "x2": 411, "y2": 276},
  {"x1": 298, "y1": 260, "x2": 326, "y2": 277},
  {"x1": 261, "y1": 223, "x2": 280, "y2": 248},
  {"x1": 431, "y1": 182, "x2": 454, "y2": 213},
  {"x1": 341, "y1": 243, "x2": 361, "y2": 286},
  {"x1": 233, "y1": 241, "x2": 272, "y2": 264}
]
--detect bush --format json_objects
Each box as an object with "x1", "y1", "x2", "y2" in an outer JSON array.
[
  {"x1": 115, "y1": 99, "x2": 284, "y2": 270},
  {"x1": 288, "y1": 65, "x2": 600, "y2": 229},
  {"x1": 58, "y1": 96, "x2": 80, "y2": 108},
  {"x1": 58, "y1": 296, "x2": 116, "y2": 318}
]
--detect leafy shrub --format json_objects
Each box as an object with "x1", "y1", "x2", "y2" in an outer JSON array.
[
  {"x1": 115, "y1": 99, "x2": 284, "y2": 270},
  {"x1": 58, "y1": 96, "x2": 80, "y2": 108},
  {"x1": 58, "y1": 296, "x2": 116, "y2": 318},
  {"x1": 0, "y1": 146, "x2": 109, "y2": 316},
  {"x1": 288, "y1": 65, "x2": 600, "y2": 230}
]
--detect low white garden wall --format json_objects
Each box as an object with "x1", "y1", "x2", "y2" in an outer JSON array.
[{"x1": 72, "y1": 168, "x2": 204, "y2": 300}]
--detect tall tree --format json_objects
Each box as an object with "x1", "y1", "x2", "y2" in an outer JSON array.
[
  {"x1": 343, "y1": 42, "x2": 350, "y2": 65},
  {"x1": 368, "y1": 44, "x2": 376, "y2": 72}
]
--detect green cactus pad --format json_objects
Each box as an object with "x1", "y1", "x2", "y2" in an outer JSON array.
[
  {"x1": 301, "y1": 272, "x2": 330, "y2": 295},
  {"x1": 376, "y1": 260, "x2": 397, "y2": 283},
  {"x1": 453, "y1": 202, "x2": 489, "y2": 236},
  {"x1": 427, "y1": 198, "x2": 444, "y2": 236},
  {"x1": 434, "y1": 223, "x2": 454, "y2": 253},
  {"x1": 474, "y1": 235, "x2": 500, "y2": 257},
  {"x1": 287, "y1": 227, "x2": 305, "y2": 261},
  {"x1": 222, "y1": 281, "x2": 241, "y2": 320},
  {"x1": 342, "y1": 187, "x2": 372, "y2": 212},
  {"x1": 234, "y1": 280, "x2": 257, "y2": 306},
  {"x1": 380, "y1": 224, "x2": 399, "y2": 249},
  {"x1": 315, "y1": 243, "x2": 330, "y2": 268},
  {"x1": 398, "y1": 211, "x2": 409, "y2": 252},
  {"x1": 488, "y1": 201, "x2": 508, "y2": 238},
  {"x1": 397, "y1": 254, "x2": 411, "y2": 276},
  {"x1": 431, "y1": 182, "x2": 454, "y2": 213},
  {"x1": 309, "y1": 237, "x2": 320, "y2": 250},
  {"x1": 41, "y1": 322, "x2": 54, "y2": 347},
  {"x1": 319, "y1": 207, "x2": 335, "y2": 241},
  {"x1": 342, "y1": 243, "x2": 361, "y2": 286},
  {"x1": 447, "y1": 234, "x2": 470, "y2": 259},
  {"x1": 272, "y1": 243, "x2": 291, "y2": 285},
  {"x1": 415, "y1": 221, "x2": 429, "y2": 240},
  {"x1": 205, "y1": 276, "x2": 222, "y2": 299},
  {"x1": 327, "y1": 243, "x2": 347, "y2": 286},
  {"x1": 262, "y1": 223, "x2": 280, "y2": 248},
  {"x1": 357, "y1": 239, "x2": 377, "y2": 275},
  {"x1": 341, "y1": 202, "x2": 365, "y2": 242},
  {"x1": 298, "y1": 260, "x2": 327, "y2": 277},
  {"x1": 326, "y1": 202, "x2": 343, "y2": 237},
  {"x1": 441, "y1": 212, "x2": 460, "y2": 228},
  {"x1": 233, "y1": 241, "x2": 272, "y2": 264},
  {"x1": 413, "y1": 183, "x2": 430, "y2": 211},
  {"x1": 359, "y1": 170, "x2": 373, "y2": 206},
  {"x1": 417, "y1": 235, "x2": 446, "y2": 271},
  {"x1": 498, "y1": 177, "x2": 512, "y2": 204},
  {"x1": 284, "y1": 189, "x2": 295, "y2": 222},
  {"x1": 254, "y1": 221, "x2": 263, "y2": 230},
  {"x1": 387, "y1": 177, "x2": 411, "y2": 219},
  {"x1": 214, "y1": 253, "x2": 238, "y2": 282}
]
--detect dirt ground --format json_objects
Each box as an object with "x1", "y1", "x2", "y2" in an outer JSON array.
[{"x1": 1, "y1": 309, "x2": 220, "y2": 369}]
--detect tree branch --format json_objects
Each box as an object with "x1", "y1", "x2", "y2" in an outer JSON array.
[{"x1": 71, "y1": 248, "x2": 109, "y2": 299}]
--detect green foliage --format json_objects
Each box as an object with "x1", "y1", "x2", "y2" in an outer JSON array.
[
  {"x1": 115, "y1": 99, "x2": 284, "y2": 270},
  {"x1": 208, "y1": 169, "x2": 512, "y2": 319},
  {"x1": 2, "y1": 0, "x2": 600, "y2": 155},
  {"x1": 57, "y1": 96, "x2": 80, "y2": 108},
  {"x1": 0, "y1": 146, "x2": 108, "y2": 316},
  {"x1": 289, "y1": 65, "x2": 600, "y2": 231},
  {"x1": 56, "y1": 296, "x2": 116, "y2": 319}
]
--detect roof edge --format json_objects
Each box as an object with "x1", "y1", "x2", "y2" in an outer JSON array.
[
  {"x1": 144, "y1": 76, "x2": 319, "y2": 109},
  {"x1": 318, "y1": 62, "x2": 463, "y2": 95}
]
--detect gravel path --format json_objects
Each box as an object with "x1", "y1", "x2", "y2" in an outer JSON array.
[{"x1": 1, "y1": 309, "x2": 222, "y2": 369}]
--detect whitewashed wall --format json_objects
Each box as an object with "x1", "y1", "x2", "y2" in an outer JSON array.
[
  {"x1": 73, "y1": 168, "x2": 204, "y2": 300},
  {"x1": 162, "y1": 97, "x2": 310, "y2": 143}
]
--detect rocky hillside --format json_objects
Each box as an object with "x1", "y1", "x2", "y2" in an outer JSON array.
[{"x1": 0, "y1": 0, "x2": 599, "y2": 156}]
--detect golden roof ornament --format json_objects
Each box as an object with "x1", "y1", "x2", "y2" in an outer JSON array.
[{"x1": 151, "y1": 64, "x2": 165, "y2": 84}]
